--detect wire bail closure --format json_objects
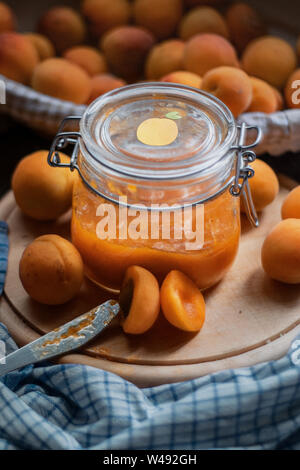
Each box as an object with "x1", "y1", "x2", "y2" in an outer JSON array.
[
  {"x1": 48, "y1": 117, "x2": 262, "y2": 226},
  {"x1": 229, "y1": 122, "x2": 262, "y2": 227}
]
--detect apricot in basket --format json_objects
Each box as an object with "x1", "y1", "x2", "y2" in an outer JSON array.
[
  {"x1": 285, "y1": 69, "x2": 300, "y2": 110},
  {"x1": 247, "y1": 77, "x2": 278, "y2": 114},
  {"x1": 201, "y1": 66, "x2": 253, "y2": 117},
  {"x1": 119, "y1": 266, "x2": 160, "y2": 335},
  {"x1": 161, "y1": 70, "x2": 202, "y2": 89},
  {"x1": 179, "y1": 6, "x2": 229, "y2": 41},
  {"x1": 38, "y1": 6, "x2": 86, "y2": 53},
  {"x1": 81, "y1": 0, "x2": 131, "y2": 37},
  {"x1": 31, "y1": 58, "x2": 91, "y2": 105},
  {"x1": 183, "y1": 33, "x2": 239, "y2": 77},
  {"x1": 161, "y1": 270, "x2": 206, "y2": 333},
  {"x1": 63, "y1": 46, "x2": 108, "y2": 77},
  {"x1": 0, "y1": 32, "x2": 38, "y2": 84},
  {"x1": 242, "y1": 36, "x2": 297, "y2": 89},
  {"x1": 133, "y1": 0, "x2": 183, "y2": 40},
  {"x1": 225, "y1": 2, "x2": 266, "y2": 53},
  {"x1": 0, "y1": 2, "x2": 16, "y2": 34},
  {"x1": 25, "y1": 33, "x2": 55, "y2": 61},
  {"x1": 145, "y1": 39, "x2": 185, "y2": 80}
]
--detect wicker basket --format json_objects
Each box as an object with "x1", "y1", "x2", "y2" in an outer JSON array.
[{"x1": 1, "y1": 0, "x2": 300, "y2": 156}]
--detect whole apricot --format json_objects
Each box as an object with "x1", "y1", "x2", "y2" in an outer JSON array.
[
  {"x1": 0, "y1": 2, "x2": 16, "y2": 33},
  {"x1": 282, "y1": 186, "x2": 300, "y2": 220},
  {"x1": 31, "y1": 58, "x2": 91, "y2": 104},
  {"x1": 272, "y1": 86, "x2": 284, "y2": 111},
  {"x1": 226, "y1": 2, "x2": 266, "y2": 53},
  {"x1": 179, "y1": 6, "x2": 229, "y2": 41},
  {"x1": 20, "y1": 235, "x2": 84, "y2": 305},
  {"x1": 101, "y1": 26, "x2": 155, "y2": 81},
  {"x1": 87, "y1": 74, "x2": 126, "y2": 104},
  {"x1": 82, "y1": 0, "x2": 131, "y2": 37},
  {"x1": 161, "y1": 70, "x2": 202, "y2": 89},
  {"x1": 145, "y1": 39, "x2": 184, "y2": 80},
  {"x1": 183, "y1": 33, "x2": 239, "y2": 77},
  {"x1": 161, "y1": 270, "x2": 206, "y2": 333},
  {"x1": 12, "y1": 150, "x2": 74, "y2": 221},
  {"x1": 247, "y1": 77, "x2": 278, "y2": 114},
  {"x1": 119, "y1": 266, "x2": 160, "y2": 335},
  {"x1": 133, "y1": 0, "x2": 183, "y2": 40},
  {"x1": 201, "y1": 66, "x2": 252, "y2": 117},
  {"x1": 185, "y1": 0, "x2": 225, "y2": 6},
  {"x1": 0, "y1": 32, "x2": 39, "y2": 84},
  {"x1": 285, "y1": 69, "x2": 300, "y2": 110},
  {"x1": 241, "y1": 159, "x2": 279, "y2": 213},
  {"x1": 38, "y1": 7, "x2": 86, "y2": 53},
  {"x1": 63, "y1": 46, "x2": 107, "y2": 77},
  {"x1": 242, "y1": 36, "x2": 297, "y2": 89},
  {"x1": 25, "y1": 33, "x2": 55, "y2": 61},
  {"x1": 261, "y1": 219, "x2": 300, "y2": 284}
]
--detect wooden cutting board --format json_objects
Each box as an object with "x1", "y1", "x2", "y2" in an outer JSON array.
[{"x1": 1, "y1": 177, "x2": 300, "y2": 387}]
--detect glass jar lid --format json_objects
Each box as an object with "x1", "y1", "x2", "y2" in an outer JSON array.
[{"x1": 80, "y1": 83, "x2": 237, "y2": 180}]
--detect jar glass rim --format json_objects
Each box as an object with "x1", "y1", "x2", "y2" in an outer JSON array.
[{"x1": 80, "y1": 82, "x2": 237, "y2": 181}]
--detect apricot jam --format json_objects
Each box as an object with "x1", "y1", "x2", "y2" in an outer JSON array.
[
  {"x1": 72, "y1": 176, "x2": 240, "y2": 291},
  {"x1": 49, "y1": 83, "x2": 260, "y2": 292}
]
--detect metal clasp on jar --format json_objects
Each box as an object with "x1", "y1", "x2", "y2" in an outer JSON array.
[
  {"x1": 48, "y1": 117, "x2": 262, "y2": 226},
  {"x1": 230, "y1": 122, "x2": 262, "y2": 227}
]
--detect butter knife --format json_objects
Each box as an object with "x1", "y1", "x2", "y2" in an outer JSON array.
[{"x1": 0, "y1": 300, "x2": 120, "y2": 377}]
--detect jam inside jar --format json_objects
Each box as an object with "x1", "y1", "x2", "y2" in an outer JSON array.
[{"x1": 49, "y1": 83, "x2": 261, "y2": 293}]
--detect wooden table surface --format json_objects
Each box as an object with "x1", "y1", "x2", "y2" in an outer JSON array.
[{"x1": 0, "y1": 117, "x2": 300, "y2": 198}]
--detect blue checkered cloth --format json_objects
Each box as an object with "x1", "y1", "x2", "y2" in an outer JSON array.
[{"x1": 1, "y1": 221, "x2": 300, "y2": 450}]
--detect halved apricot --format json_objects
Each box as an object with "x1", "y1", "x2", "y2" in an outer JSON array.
[
  {"x1": 161, "y1": 270, "x2": 206, "y2": 332},
  {"x1": 119, "y1": 265, "x2": 160, "y2": 334}
]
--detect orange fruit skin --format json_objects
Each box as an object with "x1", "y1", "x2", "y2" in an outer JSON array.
[
  {"x1": 241, "y1": 159, "x2": 279, "y2": 213},
  {"x1": 19, "y1": 235, "x2": 84, "y2": 305},
  {"x1": 12, "y1": 150, "x2": 75, "y2": 221},
  {"x1": 281, "y1": 186, "x2": 300, "y2": 220},
  {"x1": 161, "y1": 270, "x2": 206, "y2": 332},
  {"x1": 261, "y1": 219, "x2": 300, "y2": 284}
]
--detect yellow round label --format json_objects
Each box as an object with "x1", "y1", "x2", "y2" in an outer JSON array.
[{"x1": 137, "y1": 118, "x2": 178, "y2": 146}]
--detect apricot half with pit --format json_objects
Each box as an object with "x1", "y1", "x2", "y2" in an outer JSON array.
[
  {"x1": 119, "y1": 266, "x2": 160, "y2": 334},
  {"x1": 161, "y1": 270, "x2": 206, "y2": 332}
]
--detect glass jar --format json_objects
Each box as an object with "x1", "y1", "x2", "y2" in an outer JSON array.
[{"x1": 48, "y1": 83, "x2": 261, "y2": 293}]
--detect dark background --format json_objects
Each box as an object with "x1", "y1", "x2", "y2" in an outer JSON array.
[{"x1": 0, "y1": 116, "x2": 300, "y2": 198}]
